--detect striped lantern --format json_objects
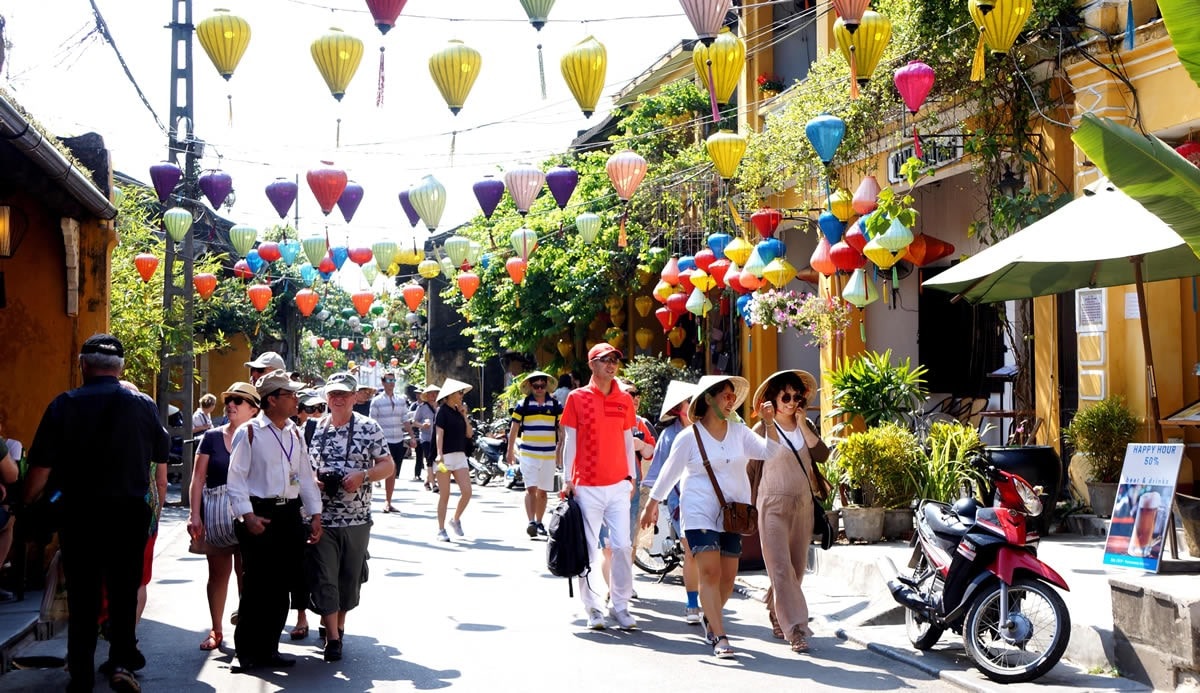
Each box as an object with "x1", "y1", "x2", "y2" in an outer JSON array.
[
  {"x1": 504, "y1": 165, "x2": 546, "y2": 216},
  {"x1": 561, "y1": 36, "x2": 607, "y2": 117},
  {"x1": 311, "y1": 27, "x2": 364, "y2": 101}
]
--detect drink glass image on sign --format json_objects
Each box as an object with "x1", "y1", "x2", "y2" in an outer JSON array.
[{"x1": 1127, "y1": 490, "x2": 1166, "y2": 557}]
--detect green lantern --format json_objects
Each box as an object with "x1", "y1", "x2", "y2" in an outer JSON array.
[
  {"x1": 163, "y1": 207, "x2": 193, "y2": 243},
  {"x1": 229, "y1": 224, "x2": 257, "y2": 257}
]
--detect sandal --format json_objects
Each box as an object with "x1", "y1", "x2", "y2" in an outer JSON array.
[
  {"x1": 199, "y1": 631, "x2": 222, "y2": 651},
  {"x1": 383, "y1": 505, "x2": 394, "y2": 513},
  {"x1": 790, "y1": 635, "x2": 810, "y2": 653},
  {"x1": 109, "y1": 666, "x2": 141, "y2": 693},
  {"x1": 712, "y1": 635, "x2": 736, "y2": 659},
  {"x1": 290, "y1": 624, "x2": 309, "y2": 640}
]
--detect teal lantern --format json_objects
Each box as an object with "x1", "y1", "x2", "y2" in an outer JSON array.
[{"x1": 805, "y1": 113, "x2": 846, "y2": 165}]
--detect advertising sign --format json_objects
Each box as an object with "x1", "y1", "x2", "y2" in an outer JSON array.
[{"x1": 1102, "y1": 444, "x2": 1184, "y2": 572}]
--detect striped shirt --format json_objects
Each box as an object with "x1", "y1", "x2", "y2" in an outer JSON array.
[
  {"x1": 369, "y1": 392, "x2": 410, "y2": 444},
  {"x1": 511, "y1": 395, "x2": 561, "y2": 464}
]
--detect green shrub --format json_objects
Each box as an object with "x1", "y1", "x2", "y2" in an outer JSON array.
[
  {"x1": 912, "y1": 421, "x2": 986, "y2": 503},
  {"x1": 619, "y1": 355, "x2": 701, "y2": 421},
  {"x1": 835, "y1": 422, "x2": 922, "y2": 508},
  {"x1": 827, "y1": 349, "x2": 927, "y2": 434},
  {"x1": 1064, "y1": 396, "x2": 1139, "y2": 483}
]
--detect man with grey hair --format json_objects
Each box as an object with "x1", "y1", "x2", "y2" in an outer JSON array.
[{"x1": 25, "y1": 334, "x2": 169, "y2": 693}]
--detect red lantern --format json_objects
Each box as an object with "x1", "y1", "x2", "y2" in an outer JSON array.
[
  {"x1": 811, "y1": 237, "x2": 836, "y2": 277},
  {"x1": 408, "y1": 338, "x2": 418, "y2": 349},
  {"x1": 678, "y1": 269, "x2": 695, "y2": 295},
  {"x1": 845, "y1": 222, "x2": 870, "y2": 253},
  {"x1": 655, "y1": 306, "x2": 677, "y2": 333},
  {"x1": 738, "y1": 269, "x2": 762, "y2": 291},
  {"x1": 402, "y1": 284, "x2": 425, "y2": 311},
  {"x1": 317, "y1": 337, "x2": 326, "y2": 347},
  {"x1": 726, "y1": 270, "x2": 747, "y2": 294},
  {"x1": 505, "y1": 257, "x2": 527, "y2": 285},
  {"x1": 348, "y1": 246, "x2": 373, "y2": 266},
  {"x1": 325, "y1": 359, "x2": 335, "y2": 368},
  {"x1": 830, "y1": 240, "x2": 867, "y2": 272},
  {"x1": 351, "y1": 290, "x2": 375, "y2": 316},
  {"x1": 318, "y1": 254, "x2": 337, "y2": 274},
  {"x1": 694, "y1": 248, "x2": 716, "y2": 272},
  {"x1": 457, "y1": 271, "x2": 480, "y2": 299},
  {"x1": 708, "y1": 258, "x2": 731, "y2": 288},
  {"x1": 750, "y1": 207, "x2": 782, "y2": 239},
  {"x1": 134, "y1": 253, "x2": 159, "y2": 283},
  {"x1": 331, "y1": 339, "x2": 341, "y2": 349},
  {"x1": 193, "y1": 272, "x2": 217, "y2": 299},
  {"x1": 247, "y1": 284, "x2": 272, "y2": 311},
  {"x1": 257, "y1": 241, "x2": 282, "y2": 263},
  {"x1": 666, "y1": 292, "x2": 688, "y2": 318},
  {"x1": 1176, "y1": 142, "x2": 1200, "y2": 167},
  {"x1": 295, "y1": 288, "x2": 319, "y2": 317},
  {"x1": 307, "y1": 161, "x2": 348, "y2": 216},
  {"x1": 233, "y1": 259, "x2": 254, "y2": 280}
]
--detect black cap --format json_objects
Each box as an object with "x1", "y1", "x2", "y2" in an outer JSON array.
[{"x1": 81, "y1": 334, "x2": 124, "y2": 358}]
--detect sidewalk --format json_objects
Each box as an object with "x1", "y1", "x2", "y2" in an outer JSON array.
[{"x1": 736, "y1": 532, "x2": 1176, "y2": 692}]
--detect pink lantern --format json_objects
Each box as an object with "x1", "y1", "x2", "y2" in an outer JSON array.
[
  {"x1": 694, "y1": 248, "x2": 716, "y2": 272},
  {"x1": 894, "y1": 61, "x2": 936, "y2": 158},
  {"x1": 832, "y1": 0, "x2": 872, "y2": 32},
  {"x1": 661, "y1": 255, "x2": 681, "y2": 286},
  {"x1": 503, "y1": 165, "x2": 546, "y2": 216},
  {"x1": 811, "y1": 237, "x2": 836, "y2": 277},
  {"x1": 606, "y1": 150, "x2": 648, "y2": 248},
  {"x1": 679, "y1": 0, "x2": 732, "y2": 45},
  {"x1": 852, "y1": 176, "x2": 881, "y2": 216}
]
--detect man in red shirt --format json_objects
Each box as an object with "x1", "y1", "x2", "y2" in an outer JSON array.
[{"x1": 561, "y1": 343, "x2": 638, "y2": 631}]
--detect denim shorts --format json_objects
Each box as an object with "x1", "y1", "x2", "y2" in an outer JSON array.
[{"x1": 684, "y1": 528, "x2": 742, "y2": 558}]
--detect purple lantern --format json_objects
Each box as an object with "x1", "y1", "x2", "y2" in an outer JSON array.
[
  {"x1": 337, "y1": 181, "x2": 364, "y2": 223},
  {"x1": 473, "y1": 176, "x2": 505, "y2": 220},
  {"x1": 545, "y1": 166, "x2": 579, "y2": 210},
  {"x1": 149, "y1": 161, "x2": 182, "y2": 204},
  {"x1": 265, "y1": 178, "x2": 299, "y2": 220},
  {"x1": 198, "y1": 169, "x2": 232, "y2": 209},
  {"x1": 398, "y1": 189, "x2": 420, "y2": 227}
]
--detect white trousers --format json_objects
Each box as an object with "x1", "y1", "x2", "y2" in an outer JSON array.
[{"x1": 575, "y1": 480, "x2": 634, "y2": 613}]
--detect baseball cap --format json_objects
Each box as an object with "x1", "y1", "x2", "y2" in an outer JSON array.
[
  {"x1": 245, "y1": 351, "x2": 286, "y2": 371},
  {"x1": 81, "y1": 334, "x2": 125, "y2": 358},
  {"x1": 299, "y1": 389, "x2": 325, "y2": 407},
  {"x1": 587, "y1": 343, "x2": 622, "y2": 362},
  {"x1": 324, "y1": 372, "x2": 358, "y2": 394},
  {"x1": 254, "y1": 369, "x2": 305, "y2": 397}
]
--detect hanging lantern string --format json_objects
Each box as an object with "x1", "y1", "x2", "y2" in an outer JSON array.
[
  {"x1": 336, "y1": 117, "x2": 342, "y2": 149},
  {"x1": 227, "y1": 94, "x2": 233, "y2": 127},
  {"x1": 450, "y1": 130, "x2": 457, "y2": 167},
  {"x1": 377, "y1": 46, "x2": 386, "y2": 107},
  {"x1": 537, "y1": 43, "x2": 547, "y2": 100},
  {"x1": 706, "y1": 60, "x2": 720, "y2": 123}
]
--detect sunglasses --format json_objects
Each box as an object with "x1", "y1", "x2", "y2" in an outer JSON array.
[
  {"x1": 627, "y1": 390, "x2": 640, "y2": 397},
  {"x1": 593, "y1": 355, "x2": 620, "y2": 365},
  {"x1": 303, "y1": 405, "x2": 326, "y2": 414},
  {"x1": 531, "y1": 381, "x2": 548, "y2": 388},
  {"x1": 226, "y1": 396, "x2": 255, "y2": 407},
  {"x1": 383, "y1": 379, "x2": 396, "y2": 383},
  {"x1": 778, "y1": 392, "x2": 803, "y2": 404}
]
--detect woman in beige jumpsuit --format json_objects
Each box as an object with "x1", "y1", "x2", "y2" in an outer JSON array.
[{"x1": 749, "y1": 369, "x2": 828, "y2": 653}]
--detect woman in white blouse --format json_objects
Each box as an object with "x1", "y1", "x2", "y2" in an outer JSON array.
[{"x1": 640, "y1": 375, "x2": 778, "y2": 659}]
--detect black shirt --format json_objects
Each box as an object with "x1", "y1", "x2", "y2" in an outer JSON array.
[
  {"x1": 434, "y1": 405, "x2": 469, "y2": 455},
  {"x1": 353, "y1": 401, "x2": 372, "y2": 417},
  {"x1": 30, "y1": 376, "x2": 170, "y2": 503}
]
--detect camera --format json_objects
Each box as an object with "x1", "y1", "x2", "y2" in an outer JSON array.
[{"x1": 318, "y1": 469, "x2": 346, "y2": 495}]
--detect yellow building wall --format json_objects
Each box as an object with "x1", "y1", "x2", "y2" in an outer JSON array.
[{"x1": 201, "y1": 332, "x2": 253, "y2": 403}]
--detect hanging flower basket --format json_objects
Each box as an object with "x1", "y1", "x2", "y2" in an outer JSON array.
[{"x1": 746, "y1": 289, "x2": 852, "y2": 348}]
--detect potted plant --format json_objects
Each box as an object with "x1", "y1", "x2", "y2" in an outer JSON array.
[
  {"x1": 912, "y1": 421, "x2": 986, "y2": 504},
  {"x1": 745, "y1": 289, "x2": 852, "y2": 348},
  {"x1": 834, "y1": 422, "x2": 922, "y2": 541},
  {"x1": 827, "y1": 349, "x2": 928, "y2": 435},
  {"x1": 1064, "y1": 395, "x2": 1139, "y2": 519}
]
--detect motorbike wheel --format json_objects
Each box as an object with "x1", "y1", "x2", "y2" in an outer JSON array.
[
  {"x1": 904, "y1": 552, "x2": 944, "y2": 650},
  {"x1": 962, "y1": 577, "x2": 1070, "y2": 684}
]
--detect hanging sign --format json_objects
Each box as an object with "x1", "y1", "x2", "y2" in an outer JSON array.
[{"x1": 1102, "y1": 443, "x2": 1184, "y2": 573}]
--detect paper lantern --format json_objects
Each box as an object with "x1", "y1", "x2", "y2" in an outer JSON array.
[
  {"x1": 371, "y1": 240, "x2": 399, "y2": 268},
  {"x1": 402, "y1": 284, "x2": 425, "y2": 311},
  {"x1": 817, "y1": 211, "x2": 844, "y2": 244},
  {"x1": 408, "y1": 175, "x2": 446, "y2": 232},
  {"x1": 245, "y1": 250, "x2": 265, "y2": 275},
  {"x1": 295, "y1": 288, "x2": 320, "y2": 317},
  {"x1": 750, "y1": 207, "x2": 782, "y2": 239},
  {"x1": 692, "y1": 27, "x2": 744, "y2": 105},
  {"x1": 863, "y1": 238, "x2": 902, "y2": 270},
  {"x1": 196, "y1": 9, "x2": 251, "y2": 81},
  {"x1": 397, "y1": 233, "x2": 424, "y2": 264},
  {"x1": 829, "y1": 188, "x2": 855, "y2": 222},
  {"x1": 351, "y1": 290, "x2": 375, "y2": 316},
  {"x1": 347, "y1": 246, "x2": 373, "y2": 267},
  {"x1": 635, "y1": 327, "x2": 654, "y2": 351},
  {"x1": 653, "y1": 280, "x2": 674, "y2": 304},
  {"x1": 362, "y1": 261, "x2": 379, "y2": 285},
  {"x1": 706, "y1": 130, "x2": 747, "y2": 180},
  {"x1": 842, "y1": 267, "x2": 879, "y2": 308},
  {"x1": 443, "y1": 235, "x2": 471, "y2": 270},
  {"x1": 429, "y1": 40, "x2": 482, "y2": 115},
  {"x1": 576, "y1": 212, "x2": 601, "y2": 244},
  {"x1": 1175, "y1": 142, "x2": 1200, "y2": 166},
  {"x1": 505, "y1": 165, "x2": 546, "y2": 215},
  {"x1": 330, "y1": 246, "x2": 350, "y2": 271},
  {"x1": 811, "y1": 237, "x2": 836, "y2": 277},
  {"x1": 545, "y1": 166, "x2": 579, "y2": 209},
  {"x1": 198, "y1": 169, "x2": 233, "y2": 209},
  {"x1": 311, "y1": 27, "x2": 364, "y2": 101},
  {"x1": 724, "y1": 236, "x2": 752, "y2": 266},
  {"x1": 318, "y1": 255, "x2": 337, "y2": 276},
  {"x1": 968, "y1": 0, "x2": 1032, "y2": 81},
  {"x1": 247, "y1": 284, "x2": 272, "y2": 312},
  {"x1": 678, "y1": 269, "x2": 695, "y2": 295},
  {"x1": 894, "y1": 60, "x2": 936, "y2": 157},
  {"x1": 266, "y1": 178, "x2": 299, "y2": 219},
  {"x1": 520, "y1": 0, "x2": 555, "y2": 30},
  {"x1": 634, "y1": 295, "x2": 654, "y2": 317},
  {"x1": 679, "y1": 0, "x2": 731, "y2": 44},
  {"x1": 473, "y1": 176, "x2": 505, "y2": 219},
  {"x1": 666, "y1": 292, "x2": 688, "y2": 318},
  {"x1": 149, "y1": 162, "x2": 181, "y2": 205},
  {"x1": 457, "y1": 271, "x2": 481, "y2": 299},
  {"x1": 763, "y1": 258, "x2": 796, "y2": 288},
  {"x1": 365, "y1": 0, "x2": 407, "y2": 34},
  {"x1": 830, "y1": 240, "x2": 867, "y2": 272},
  {"x1": 875, "y1": 216, "x2": 914, "y2": 256},
  {"x1": 687, "y1": 286, "x2": 712, "y2": 317},
  {"x1": 852, "y1": 176, "x2": 881, "y2": 215},
  {"x1": 233, "y1": 260, "x2": 254, "y2": 280},
  {"x1": 134, "y1": 253, "x2": 159, "y2": 283},
  {"x1": 229, "y1": 224, "x2": 257, "y2": 258},
  {"x1": 833, "y1": 0, "x2": 872, "y2": 31},
  {"x1": 337, "y1": 181, "x2": 364, "y2": 223},
  {"x1": 561, "y1": 36, "x2": 607, "y2": 117},
  {"x1": 194, "y1": 273, "x2": 217, "y2": 300},
  {"x1": 510, "y1": 228, "x2": 538, "y2": 261},
  {"x1": 417, "y1": 259, "x2": 440, "y2": 279},
  {"x1": 846, "y1": 214, "x2": 871, "y2": 252},
  {"x1": 707, "y1": 232, "x2": 732, "y2": 258},
  {"x1": 691, "y1": 269, "x2": 715, "y2": 293},
  {"x1": 655, "y1": 306, "x2": 677, "y2": 333},
  {"x1": 607, "y1": 150, "x2": 648, "y2": 201},
  {"x1": 398, "y1": 189, "x2": 420, "y2": 227},
  {"x1": 805, "y1": 114, "x2": 846, "y2": 166},
  {"x1": 307, "y1": 162, "x2": 348, "y2": 216},
  {"x1": 835, "y1": 11, "x2": 891, "y2": 98},
  {"x1": 660, "y1": 255, "x2": 681, "y2": 286},
  {"x1": 709, "y1": 258, "x2": 731, "y2": 288},
  {"x1": 279, "y1": 241, "x2": 301, "y2": 265},
  {"x1": 257, "y1": 241, "x2": 282, "y2": 264},
  {"x1": 668, "y1": 325, "x2": 687, "y2": 348},
  {"x1": 302, "y1": 235, "x2": 328, "y2": 266},
  {"x1": 162, "y1": 207, "x2": 193, "y2": 243},
  {"x1": 505, "y1": 257, "x2": 527, "y2": 285}
]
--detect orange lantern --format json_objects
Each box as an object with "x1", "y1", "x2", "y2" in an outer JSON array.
[
  {"x1": 351, "y1": 290, "x2": 375, "y2": 316},
  {"x1": 457, "y1": 271, "x2": 481, "y2": 299},
  {"x1": 247, "y1": 284, "x2": 272, "y2": 312},
  {"x1": 506, "y1": 257, "x2": 527, "y2": 285},
  {"x1": 295, "y1": 288, "x2": 320, "y2": 317},
  {"x1": 134, "y1": 253, "x2": 159, "y2": 283},
  {"x1": 402, "y1": 283, "x2": 425, "y2": 311},
  {"x1": 193, "y1": 272, "x2": 218, "y2": 300}
]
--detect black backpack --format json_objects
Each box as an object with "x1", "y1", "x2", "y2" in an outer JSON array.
[{"x1": 546, "y1": 495, "x2": 589, "y2": 597}]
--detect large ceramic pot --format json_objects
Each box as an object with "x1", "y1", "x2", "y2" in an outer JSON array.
[
  {"x1": 981, "y1": 446, "x2": 1063, "y2": 535},
  {"x1": 883, "y1": 508, "x2": 915, "y2": 541},
  {"x1": 1086, "y1": 481, "x2": 1119, "y2": 519},
  {"x1": 841, "y1": 506, "x2": 884, "y2": 543}
]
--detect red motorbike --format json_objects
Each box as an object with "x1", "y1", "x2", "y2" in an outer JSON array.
[{"x1": 878, "y1": 458, "x2": 1071, "y2": 684}]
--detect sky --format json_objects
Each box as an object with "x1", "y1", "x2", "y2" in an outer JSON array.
[{"x1": 1, "y1": 0, "x2": 697, "y2": 290}]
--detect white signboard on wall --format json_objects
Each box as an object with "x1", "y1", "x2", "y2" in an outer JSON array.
[{"x1": 1076, "y1": 288, "x2": 1106, "y2": 333}]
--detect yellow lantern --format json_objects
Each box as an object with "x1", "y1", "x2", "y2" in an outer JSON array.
[
  {"x1": 692, "y1": 27, "x2": 745, "y2": 105},
  {"x1": 417, "y1": 258, "x2": 440, "y2": 279},
  {"x1": 968, "y1": 0, "x2": 1033, "y2": 81},
  {"x1": 668, "y1": 326, "x2": 686, "y2": 349},
  {"x1": 725, "y1": 236, "x2": 753, "y2": 266},
  {"x1": 706, "y1": 130, "x2": 747, "y2": 181},
  {"x1": 634, "y1": 295, "x2": 654, "y2": 317},
  {"x1": 670, "y1": 357, "x2": 687, "y2": 370},
  {"x1": 635, "y1": 327, "x2": 654, "y2": 351},
  {"x1": 196, "y1": 9, "x2": 251, "y2": 80},
  {"x1": 429, "y1": 40, "x2": 482, "y2": 115},
  {"x1": 557, "y1": 337, "x2": 574, "y2": 358},
  {"x1": 311, "y1": 27, "x2": 364, "y2": 101},
  {"x1": 561, "y1": 36, "x2": 607, "y2": 117},
  {"x1": 397, "y1": 233, "x2": 424, "y2": 265},
  {"x1": 762, "y1": 258, "x2": 796, "y2": 288},
  {"x1": 691, "y1": 269, "x2": 715, "y2": 293},
  {"x1": 834, "y1": 11, "x2": 891, "y2": 98},
  {"x1": 653, "y1": 280, "x2": 674, "y2": 304},
  {"x1": 829, "y1": 187, "x2": 855, "y2": 222}
]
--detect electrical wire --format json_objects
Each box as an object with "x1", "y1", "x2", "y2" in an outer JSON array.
[{"x1": 87, "y1": 0, "x2": 168, "y2": 134}]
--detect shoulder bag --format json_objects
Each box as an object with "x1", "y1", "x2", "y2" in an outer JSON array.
[
  {"x1": 202, "y1": 427, "x2": 242, "y2": 549},
  {"x1": 694, "y1": 426, "x2": 758, "y2": 536},
  {"x1": 775, "y1": 422, "x2": 834, "y2": 550}
]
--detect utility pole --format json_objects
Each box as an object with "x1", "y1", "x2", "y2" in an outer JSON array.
[{"x1": 159, "y1": 0, "x2": 197, "y2": 505}]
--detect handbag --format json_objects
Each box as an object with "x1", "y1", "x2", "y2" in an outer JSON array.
[
  {"x1": 202, "y1": 484, "x2": 239, "y2": 548},
  {"x1": 694, "y1": 427, "x2": 758, "y2": 536},
  {"x1": 776, "y1": 422, "x2": 834, "y2": 550}
]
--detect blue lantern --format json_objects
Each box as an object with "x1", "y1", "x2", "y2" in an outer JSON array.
[
  {"x1": 754, "y1": 240, "x2": 778, "y2": 265},
  {"x1": 707, "y1": 232, "x2": 732, "y2": 259},
  {"x1": 678, "y1": 255, "x2": 696, "y2": 272},
  {"x1": 480, "y1": 253, "x2": 491, "y2": 270},
  {"x1": 319, "y1": 267, "x2": 333, "y2": 282},
  {"x1": 330, "y1": 246, "x2": 350, "y2": 271},
  {"x1": 765, "y1": 237, "x2": 786, "y2": 260},
  {"x1": 278, "y1": 240, "x2": 301, "y2": 265},
  {"x1": 736, "y1": 293, "x2": 753, "y2": 327},
  {"x1": 805, "y1": 113, "x2": 846, "y2": 165},
  {"x1": 818, "y1": 211, "x2": 844, "y2": 244},
  {"x1": 245, "y1": 249, "x2": 265, "y2": 274},
  {"x1": 299, "y1": 262, "x2": 317, "y2": 286}
]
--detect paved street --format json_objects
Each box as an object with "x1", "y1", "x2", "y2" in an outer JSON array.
[{"x1": 117, "y1": 479, "x2": 955, "y2": 692}]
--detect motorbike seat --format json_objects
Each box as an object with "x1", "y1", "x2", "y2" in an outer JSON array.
[
  {"x1": 923, "y1": 504, "x2": 971, "y2": 538},
  {"x1": 479, "y1": 436, "x2": 504, "y2": 448}
]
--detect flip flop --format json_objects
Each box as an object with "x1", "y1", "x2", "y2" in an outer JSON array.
[
  {"x1": 200, "y1": 631, "x2": 222, "y2": 650},
  {"x1": 289, "y1": 624, "x2": 309, "y2": 640}
]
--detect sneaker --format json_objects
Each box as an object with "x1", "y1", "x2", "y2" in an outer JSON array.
[
  {"x1": 449, "y1": 518, "x2": 464, "y2": 536},
  {"x1": 526, "y1": 521, "x2": 538, "y2": 538},
  {"x1": 323, "y1": 639, "x2": 342, "y2": 662},
  {"x1": 586, "y1": 609, "x2": 607, "y2": 630},
  {"x1": 685, "y1": 607, "x2": 702, "y2": 625},
  {"x1": 437, "y1": 529, "x2": 450, "y2": 542},
  {"x1": 535, "y1": 522, "x2": 548, "y2": 536},
  {"x1": 610, "y1": 607, "x2": 638, "y2": 631}
]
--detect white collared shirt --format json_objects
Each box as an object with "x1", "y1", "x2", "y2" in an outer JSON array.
[{"x1": 226, "y1": 413, "x2": 322, "y2": 518}]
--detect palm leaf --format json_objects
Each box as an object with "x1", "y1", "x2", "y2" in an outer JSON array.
[
  {"x1": 1160, "y1": 0, "x2": 1200, "y2": 89},
  {"x1": 1071, "y1": 114, "x2": 1200, "y2": 260}
]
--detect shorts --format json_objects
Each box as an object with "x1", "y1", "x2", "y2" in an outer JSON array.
[
  {"x1": 387, "y1": 442, "x2": 408, "y2": 475},
  {"x1": 519, "y1": 455, "x2": 556, "y2": 491},
  {"x1": 684, "y1": 528, "x2": 742, "y2": 558},
  {"x1": 440, "y1": 451, "x2": 469, "y2": 472},
  {"x1": 306, "y1": 523, "x2": 371, "y2": 615}
]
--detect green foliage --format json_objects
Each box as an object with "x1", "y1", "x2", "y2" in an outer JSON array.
[
  {"x1": 618, "y1": 355, "x2": 702, "y2": 421},
  {"x1": 827, "y1": 349, "x2": 928, "y2": 433},
  {"x1": 913, "y1": 421, "x2": 986, "y2": 503},
  {"x1": 835, "y1": 421, "x2": 922, "y2": 508},
  {"x1": 1064, "y1": 396, "x2": 1139, "y2": 483}
]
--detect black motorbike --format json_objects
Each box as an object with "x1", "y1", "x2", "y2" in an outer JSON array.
[{"x1": 468, "y1": 418, "x2": 508, "y2": 486}]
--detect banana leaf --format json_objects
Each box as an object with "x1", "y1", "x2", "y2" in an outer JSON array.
[
  {"x1": 1160, "y1": 0, "x2": 1200, "y2": 90},
  {"x1": 1072, "y1": 114, "x2": 1200, "y2": 261}
]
